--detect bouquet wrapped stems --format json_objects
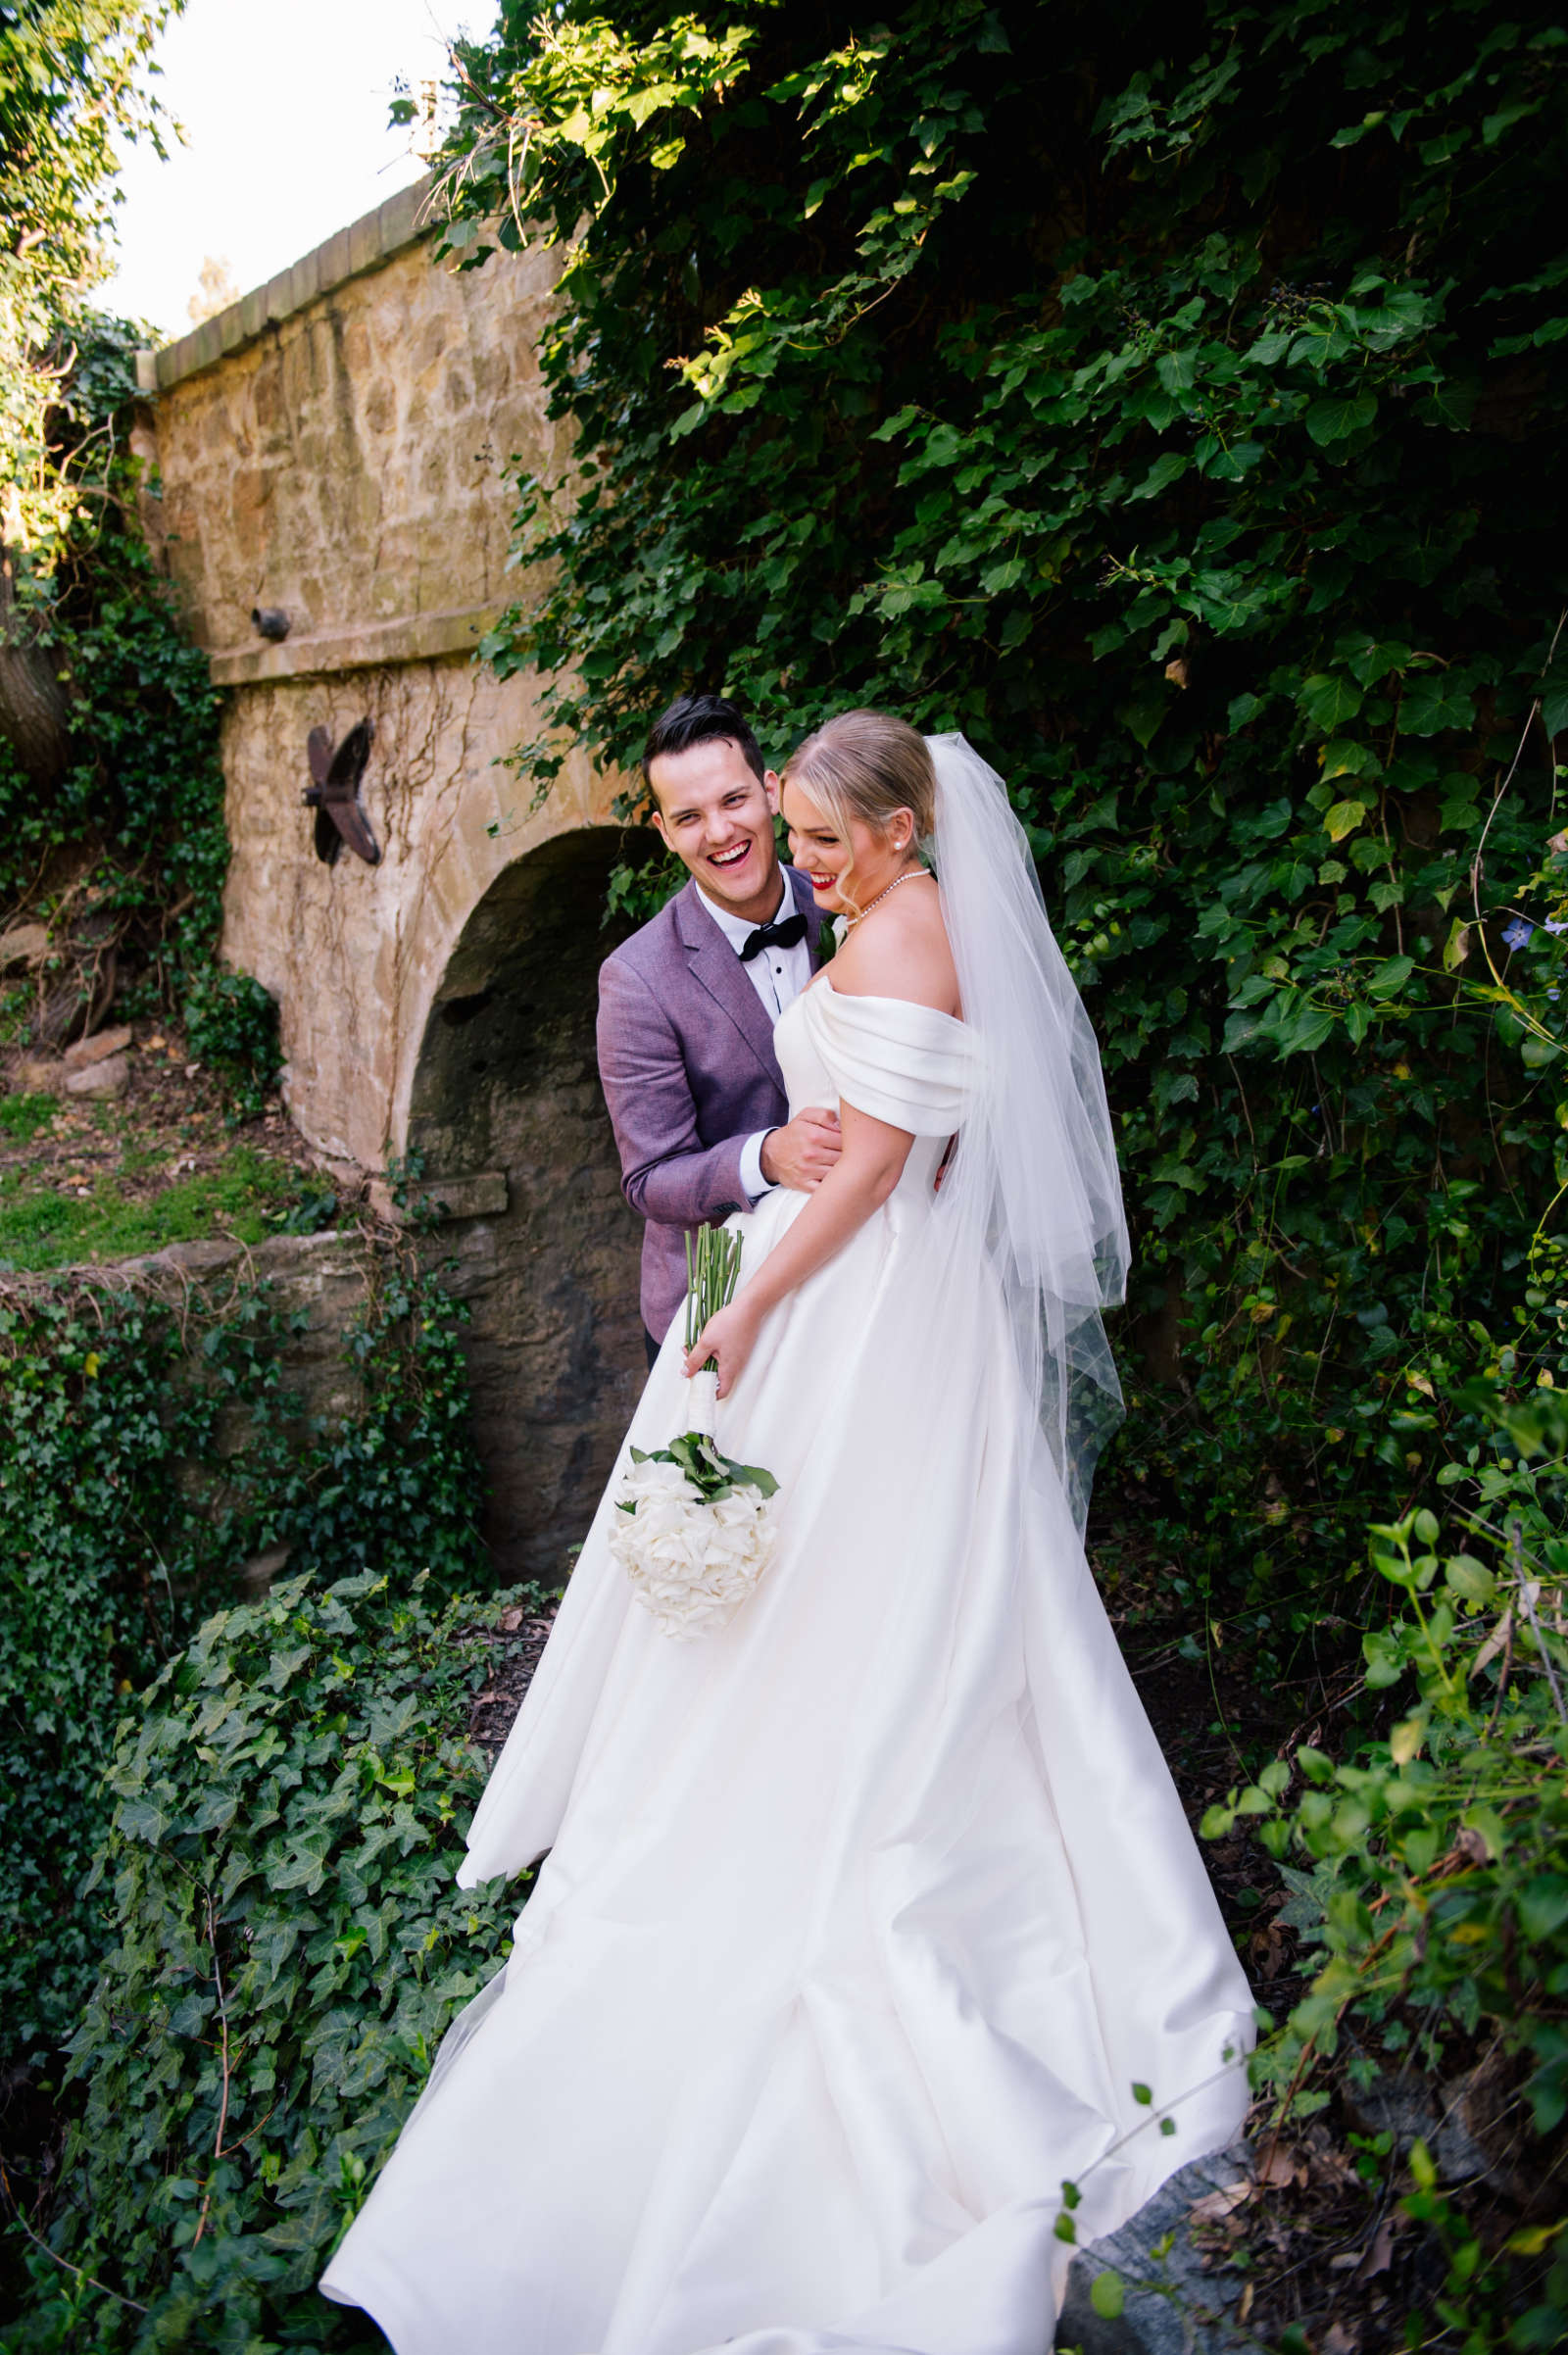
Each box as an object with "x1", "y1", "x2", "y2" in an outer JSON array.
[
  {"x1": 681, "y1": 1223, "x2": 744, "y2": 1436},
  {"x1": 609, "y1": 1220, "x2": 781, "y2": 1640}
]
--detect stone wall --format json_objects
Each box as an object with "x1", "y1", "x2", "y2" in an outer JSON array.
[{"x1": 139, "y1": 186, "x2": 649, "y2": 1574}]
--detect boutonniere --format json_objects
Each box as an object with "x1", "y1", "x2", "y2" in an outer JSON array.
[{"x1": 815, "y1": 915, "x2": 841, "y2": 965}]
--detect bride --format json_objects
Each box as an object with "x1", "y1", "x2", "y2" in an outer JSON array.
[{"x1": 321, "y1": 714, "x2": 1253, "y2": 2354}]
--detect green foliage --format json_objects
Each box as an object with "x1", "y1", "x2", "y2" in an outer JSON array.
[
  {"x1": 0, "y1": 1280, "x2": 285, "y2": 2070},
  {"x1": 2, "y1": 2, "x2": 178, "y2": 579},
  {"x1": 1, "y1": 74, "x2": 275, "y2": 1101},
  {"x1": 0, "y1": 1251, "x2": 489, "y2": 2078},
  {"x1": 179, "y1": 966, "x2": 281, "y2": 1124},
  {"x1": 1, "y1": 2, "x2": 177, "y2": 297},
  {"x1": 1203, "y1": 1373, "x2": 1568, "y2": 2343},
  {"x1": 1, "y1": 1569, "x2": 520, "y2": 2353},
  {"x1": 0, "y1": 1093, "x2": 58, "y2": 1144},
  {"x1": 0, "y1": 1142, "x2": 298, "y2": 1271},
  {"x1": 436, "y1": 0, "x2": 1568, "y2": 1635},
  {"x1": 0, "y1": 308, "x2": 274, "y2": 1111}
]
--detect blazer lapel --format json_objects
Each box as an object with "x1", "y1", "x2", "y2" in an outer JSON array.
[
  {"x1": 786, "y1": 864, "x2": 826, "y2": 966},
  {"x1": 675, "y1": 881, "x2": 781, "y2": 1082}
]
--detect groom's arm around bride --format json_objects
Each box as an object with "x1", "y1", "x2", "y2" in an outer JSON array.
[{"x1": 597, "y1": 693, "x2": 842, "y2": 1366}]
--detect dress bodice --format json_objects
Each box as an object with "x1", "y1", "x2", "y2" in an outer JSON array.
[{"x1": 774, "y1": 978, "x2": 975, "y2": 1197}]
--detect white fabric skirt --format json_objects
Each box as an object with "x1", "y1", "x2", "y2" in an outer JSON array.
[{"x1": 322, "y1": 1170, "x2": 1252, "y2": 2353}]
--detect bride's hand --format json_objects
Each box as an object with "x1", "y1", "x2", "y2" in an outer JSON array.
[{"x1": 686, "y1": 1297, "x2": 762, "y2": 1399}]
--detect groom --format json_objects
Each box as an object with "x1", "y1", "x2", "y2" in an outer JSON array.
[{"x1": 597, "y1": 692, "x2": 842, "y2": 1367}]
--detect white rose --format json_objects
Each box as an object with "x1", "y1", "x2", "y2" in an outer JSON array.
[{"x1": 609, "y1": 1456, "x2": 780, "y2": 1640}]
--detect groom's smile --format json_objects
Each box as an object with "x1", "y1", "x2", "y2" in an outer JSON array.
[{"x1": 647, "y1": 734, "x2": 786, "y2": 927}]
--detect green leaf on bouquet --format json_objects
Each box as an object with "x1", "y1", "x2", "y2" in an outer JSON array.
[
  {"x1": 722, "y1": 1457, "x2": 781, "y2": 1498},
  {"x1": 633, "y1": 1432, "x2": 779, "y2": 1504}
]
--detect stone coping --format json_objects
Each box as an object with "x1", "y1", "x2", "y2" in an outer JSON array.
[
  {"x1": 134, "y1": 175, "x2": 436, "y2": 396},
  {"x1": 208, "y1": 603, "x2": 502, "y2": 687}
]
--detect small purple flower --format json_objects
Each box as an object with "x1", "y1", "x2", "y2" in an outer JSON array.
[
  {"x1": 1546, "y1": 917, "x2": 1568, "y2": 935},
  {"x1": 1502, "y1": 916, "x2": 1535, "y2": 950}
]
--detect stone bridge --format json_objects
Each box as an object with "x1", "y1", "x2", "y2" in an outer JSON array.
[{"x1": 136, "y1": 182, "x2": 649, "y2": 1577}]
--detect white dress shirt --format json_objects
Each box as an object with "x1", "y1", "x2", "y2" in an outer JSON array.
[{"x1": 695, "y1": 875, "x2": 811, "y2": 1201}]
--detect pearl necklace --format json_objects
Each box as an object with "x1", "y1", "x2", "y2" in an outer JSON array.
[{"x1": 843, "y1": 866, "x2": 934, "y2": 931}]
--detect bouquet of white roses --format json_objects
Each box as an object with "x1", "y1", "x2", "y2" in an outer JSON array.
[{"x1": 608, "y1": 1225, "x2": 781, "y2": 1639}]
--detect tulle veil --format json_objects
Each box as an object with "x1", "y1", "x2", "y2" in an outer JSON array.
[{"x1": 920, "y1": 732, "x2": 1129, "y2": 1530}]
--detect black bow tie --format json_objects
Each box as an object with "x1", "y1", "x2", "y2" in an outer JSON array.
[{"x1": 739, "y1": 911, "x2": 808, "y2": 963}]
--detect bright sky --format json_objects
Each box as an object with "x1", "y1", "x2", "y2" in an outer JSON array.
[{"x1": 98, "y1": 0, "x2": 482, "y2": 346}]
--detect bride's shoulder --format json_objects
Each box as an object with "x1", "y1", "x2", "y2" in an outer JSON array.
[{"x1": 828, "y1": 878, "x2": 959, "y2": 1017}]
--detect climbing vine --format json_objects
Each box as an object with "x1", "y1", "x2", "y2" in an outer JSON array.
[
  {"x1": 0, "y1": 1241, "x2": 490, "y2": 2081},
  {"x1": 3, "y1": 5, "x2": 278, "y2": 1107},
  {"x1": 2, "y1": 1570, "x2": 522, "y2": 2353},
  {"x1": 431, "y1": 0, "x2": 1568, "y2": 1631},
  {"x1": 414, "y1": 12, "x2": 1568, "y2": 2334}
]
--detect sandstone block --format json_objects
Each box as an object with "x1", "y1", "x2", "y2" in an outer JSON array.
[
  {"x1": 17, "y1": 1058, "x2": 61, "y2": 1093},
  {"x1": 369, "y1": 1169, "x2": 509, "y2": 1224},
  {"x1": 64, "y1": 1053, "x2": 129, "y2": 1100},
  {"x1": 63, "y1": 1024, "x2": 133, "y2": 1072}
]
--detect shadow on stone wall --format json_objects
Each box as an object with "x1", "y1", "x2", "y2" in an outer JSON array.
[{"x1": 407, "y1": 824, "x2": 650, "y2": 1580}]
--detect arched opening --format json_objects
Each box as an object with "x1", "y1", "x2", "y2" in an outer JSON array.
[{"x1": 408, "y1": 825, "x2": 649, "y2": 1579}]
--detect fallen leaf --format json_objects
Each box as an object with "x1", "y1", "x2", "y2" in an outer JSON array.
[
  {"x1": 1254, "y1": 2142, "x2": 1299, "y2": 2188},
  {"x1": 1471, "y1": 1607, "x2": 1513, "y2": 1678},
  {"x1": 1189, "y1": 2182, "x2": 1252, "y2": 2225},
  {"x1": 498, "y1": 1606, "x2": 525, "y2": 1632},
  {"x1": 1355, "y1": 2216, "x2": 1396, "y2": 2282},
  {"x1": 1324, "y1": 2323, "x2": 1360, "y2": 2354}
]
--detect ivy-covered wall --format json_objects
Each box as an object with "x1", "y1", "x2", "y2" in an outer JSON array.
[{"x1": 429, "y1": 0, "x2": 1568, "y2": 1646}]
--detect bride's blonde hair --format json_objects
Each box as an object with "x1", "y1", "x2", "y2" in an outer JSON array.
[{"x1": 781, "y1": 710, "x2": 937, "y2": 914}]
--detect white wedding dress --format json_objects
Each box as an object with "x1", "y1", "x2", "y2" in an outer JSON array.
[{"x1": 322, "y1": 976, "x2": 1253, "y2": 2355}]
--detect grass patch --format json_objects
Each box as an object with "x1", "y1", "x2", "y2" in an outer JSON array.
[
  {"x1": 0, "y1": 1093, "x2": 60, "y2": 1145},
  {"x1": 0, "y1": 1145, "x2": 300, "y2": 1271}
]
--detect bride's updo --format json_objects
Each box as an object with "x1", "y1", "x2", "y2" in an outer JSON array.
[{"x1": 782, "y1": 710, "x2": 938, "y2": 864}]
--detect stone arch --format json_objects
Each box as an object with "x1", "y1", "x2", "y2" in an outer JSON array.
[{"x1": 407, "y1": 825, "x2": 646, "y2": 1579}]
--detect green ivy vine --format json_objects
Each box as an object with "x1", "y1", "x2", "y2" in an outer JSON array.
[
  {"x1": 428, "y1": 0, "x2": 1568, "y2": 1639},
  {"x1": 0, "y1": 1243, "x2": 490, "y2": 2084}
]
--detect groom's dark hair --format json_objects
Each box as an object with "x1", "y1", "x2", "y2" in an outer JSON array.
[{"x1": 641, "y1": 692, "x2": 766, "y2": 791}]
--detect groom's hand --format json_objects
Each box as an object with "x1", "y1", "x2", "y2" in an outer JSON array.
[{"x1": 760, "y1": 1108, "x2": 842, "y2": 1192}]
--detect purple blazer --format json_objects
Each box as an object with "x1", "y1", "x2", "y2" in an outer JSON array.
[{"x1": 597, "y1": 867, "x2": 823, "y2": 1341}]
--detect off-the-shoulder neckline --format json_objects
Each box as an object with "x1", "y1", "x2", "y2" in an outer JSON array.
[{"x1": 809, "y1": 974, "x2": 968, "y2": 1031}]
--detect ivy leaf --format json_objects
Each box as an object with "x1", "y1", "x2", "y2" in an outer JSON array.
[
  {"x1": 1398, "y1": 675, "x2": 1476, "y2": 737},
  {"x1": 1420, "y1": 380, "x2": 1476, "y2": 430},
  {"x1": 1305, "y1": 390, "x2": 1379, "y2": 447},
  {"x1": 1340, "y1": 634, "x2": 1412, "y2": 688},
  {"x1": 1324, "y1": 800, "x2": 1369, "y2": 842},
  {"x1": 1299, "y1": 674, "x2": 1365, "y2": 731},
  {"x1": 1154, "y1": 348, "x2": 1200, "y2": 394},
  {"x1": 1320, "y1": 739, "x2": 1375, "y2": 780},
  {"x1": 1280, "y1": 1006, "x2": 1335, "y2": 1057},
  {"x1": 1125, "y1": 452, "x2": 1189, "y2": 503},
  {"x1": 1366, "y1": 955, "x2": 1414, "y2": 998}
]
